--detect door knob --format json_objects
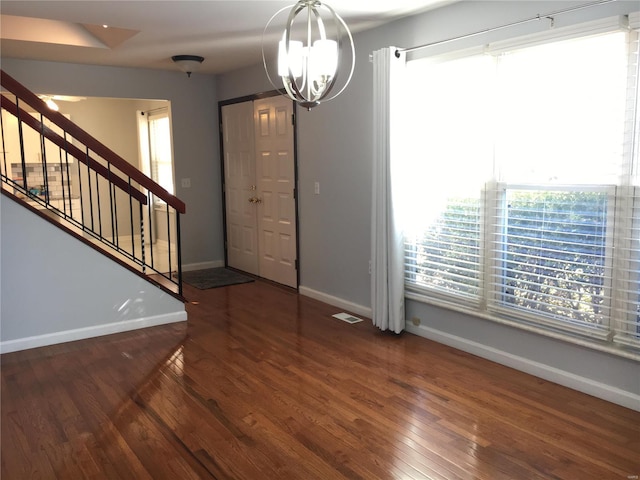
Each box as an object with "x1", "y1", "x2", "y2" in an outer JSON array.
[{"x1": 248, "y1": 196, "x2": 262, "y2": 204}]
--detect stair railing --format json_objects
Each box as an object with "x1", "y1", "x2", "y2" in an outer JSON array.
[{"x1": 0, "y1": 70, "x2": 186, "y2": 297}]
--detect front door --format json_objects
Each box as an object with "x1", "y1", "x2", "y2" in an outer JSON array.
[
  {"x1": 254, "y1": 96, "x2": 297, "y2": 288},
  {"x1": 221, "y1": 95, "x2": 298, "y2": 288},
  {"x1": 221, "y1": 101, "x2": 259, "y2": 275}
]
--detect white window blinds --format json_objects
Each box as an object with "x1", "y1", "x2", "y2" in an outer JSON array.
[{"x1": 402, "y1": 19, "x2": 640, "y2": 353}]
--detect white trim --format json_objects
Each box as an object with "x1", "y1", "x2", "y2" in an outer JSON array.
[
  {"x1": 299, "y1": 286, "x2": 372, "y2": 318},
  {"x1": 629, "y1": 12, "x2": 640, "y2": 30},
  {"x1": 0, "y1": 311, "x2": 187, "y2": 354},
  {"x1": 406, "y1": 323, "x2": 640, "y2": 412},
  {"x1": 182, "y1": 260, "x2": 225, "y2": 272},
  {"x1": 487, "y1": 15, "x2": 628, "y2": 54},
  {"x1": 406, "y1": 290, "x2": 640, "y2": 361}
]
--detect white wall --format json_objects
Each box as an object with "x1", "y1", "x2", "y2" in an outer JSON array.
[
  {"x1": 0, "y1": 195, "x2": 186, "y2": 353},
  {"x1": 218, "y1": 0, "x2": 640, "y2": 409}
]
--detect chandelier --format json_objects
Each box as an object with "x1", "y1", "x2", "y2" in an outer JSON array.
[{"x1": 262, "y1": 0, "x2": 355, "y2": 110}]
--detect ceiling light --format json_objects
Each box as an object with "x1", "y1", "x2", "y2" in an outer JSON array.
[
  {"x1": 171, "y1": 55, "x2": 204, "y2": 78},
  {"x1": 38, "y1": 95, "x2": 59, "y2": 111},
  {"x1": 46, "y1": 98, "x2": 59, "y2": 111},
  {"x1": 262, "y1": 1, "x2": 355, "y2": 111}
]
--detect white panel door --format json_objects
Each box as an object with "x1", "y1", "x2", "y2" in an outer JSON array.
[
  {"x1": 254, "y1": 96, "x2": 298, "y2": 288},
  {"x1": 221, "y1": 101, "x2": 259, "y2": 275}
]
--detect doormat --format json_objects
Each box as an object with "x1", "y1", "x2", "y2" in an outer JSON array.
[{"x1": 178, "y1": 267, "x2": 254, "y2": 290}]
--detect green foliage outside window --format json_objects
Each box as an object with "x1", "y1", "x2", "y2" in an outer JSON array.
[
  {"x1": 407, "y1": 190, "x2": 609, "y2": 326},
  {"x1": 504, "y1": 190, "x2": 608, "y2": 326}
]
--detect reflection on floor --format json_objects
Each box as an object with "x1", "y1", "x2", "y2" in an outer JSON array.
[{"x1": 1, "y1": 280, "x2": 638, "y2": 479}]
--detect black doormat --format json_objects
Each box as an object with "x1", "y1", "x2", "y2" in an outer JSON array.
[{"x1": 179, "y1": 267, "x2": 254, "y2": 290}]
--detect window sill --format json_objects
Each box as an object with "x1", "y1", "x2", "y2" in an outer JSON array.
[{"x1": 405, "y1": 288, "x2": 640, "y2": 362}]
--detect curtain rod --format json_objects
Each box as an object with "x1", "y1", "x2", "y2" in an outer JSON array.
[{"x1": 395, "y1": 0, "x2": 616, "y2": 57}]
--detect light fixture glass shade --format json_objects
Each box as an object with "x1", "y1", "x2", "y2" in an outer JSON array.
[
  {"x1": 278, "y1": 38, "x2": 304, "y2": 77},
  {"x1": 263, "y1": 1, "x2": 355, "y2": 110},
  {"x1": 310, "y1": 39, "x2": 337, "y2": 77},
  {"x1": 171, "y1": 55, "x2": 204, "y2": 77}
]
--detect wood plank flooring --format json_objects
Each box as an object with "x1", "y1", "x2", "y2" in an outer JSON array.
[{"x1": 2, "y1": 280, "x2": 639, "y2": 479}]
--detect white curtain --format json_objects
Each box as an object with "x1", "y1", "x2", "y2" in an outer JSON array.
[{"x1": 371, "y1": 47, "x2": 407, "y2": 334}]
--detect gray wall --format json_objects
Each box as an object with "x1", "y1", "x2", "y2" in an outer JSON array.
[
  {"x1": 1, "y1": 195, "x2": 185, "y2": 348},
  {"x1": 2, "y1": 1, "x2": 638, "y2": 405},
  {"x1": 217, "y1": 57, "x2": 375, "y2": 309},
  {"x1": 218, "y1": 0, "x2": 640, "y2": 408},
  {"x1": 219, "y1": 0, "x2": 639, "y2": 311},
  {"x1": 1, "y1": 59, "x2": 223, "y2": 266}
]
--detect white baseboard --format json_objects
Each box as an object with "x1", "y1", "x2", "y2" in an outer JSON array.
[
  {"x1": 299, "y1": 286, "x2": 372, "y2": 318},
  {"x1": 0, "y1": 311, "x2": 187, "y2": 354},
  {"x1": 406, "y1": 323, "x2": 640, "y2": 412},
  {"x1": 182, "y1": 260, "x2": 225, "y2": 272}
]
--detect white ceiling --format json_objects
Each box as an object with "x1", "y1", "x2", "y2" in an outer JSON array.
[{"x1": 0, "y1": 0, "x2": 455, "y2": 75}]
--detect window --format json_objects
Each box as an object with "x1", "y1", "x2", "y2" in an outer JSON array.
[
  {"x1": 405, "y1": 195, "x2": 482, "y2": 299},
  {"x1": 138, "y1": 108, "x2": 174, "y2": 200},
  {"x1": 403, "y1": 22, "x2": 640, "y2": 352},
  {"x1": 496, "y1": 187, "x2": 611, "y2": 336}
]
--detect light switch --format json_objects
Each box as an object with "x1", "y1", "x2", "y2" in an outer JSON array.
[
  {"x1": 181, "y1": 178, "x2": 191, "y2": 188},
  {"x1": 314, "y1": 181, "x2": 320, "y2": 195}
]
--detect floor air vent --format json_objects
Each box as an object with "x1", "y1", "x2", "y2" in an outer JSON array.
[{"x1": 332, "y1": 312, "x2": 363, "y2": 324}]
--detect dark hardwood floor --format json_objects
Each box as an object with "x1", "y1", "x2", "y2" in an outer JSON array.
[{"x1": 2, "y1": 280, "x2": 639, "y2": 479}]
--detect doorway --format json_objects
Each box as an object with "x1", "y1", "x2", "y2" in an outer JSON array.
[{"x1": 220, "y1": 94, "x2": 298, "y2": 288}]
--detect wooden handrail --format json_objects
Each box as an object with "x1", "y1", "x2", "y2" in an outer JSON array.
[
  {"x1": 0, "y1": 70, "x2": 186, "y2": 214},
  {"x1": 1, "y1": 95, "x2": 148, "y2": 204}
]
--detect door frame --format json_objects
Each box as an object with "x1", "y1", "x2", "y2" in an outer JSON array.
[{"x1": 218, "y1": 91, "x2": 300, "y2": 289}]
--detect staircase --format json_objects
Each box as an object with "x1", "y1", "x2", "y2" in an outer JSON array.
[{"x1": 0, "y1": 70, "x2": 185, "y2": 299}]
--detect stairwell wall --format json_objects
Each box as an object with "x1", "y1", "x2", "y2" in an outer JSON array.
[{"x1": 0, "y1": 196, "x2": 187, "y2": 353}]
